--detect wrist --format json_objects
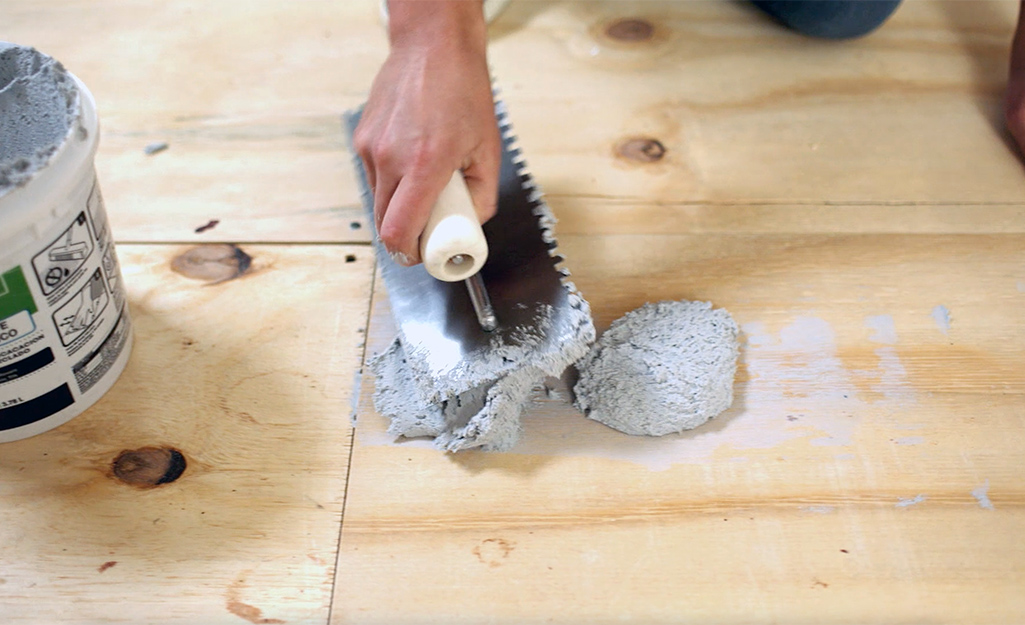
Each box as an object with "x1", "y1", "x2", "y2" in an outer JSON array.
[{"x1": 387, "y1": 1, "x2": 487, "y2": 53}]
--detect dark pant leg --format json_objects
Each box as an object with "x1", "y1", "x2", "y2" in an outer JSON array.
[{"x1": 752, "y1": 0, "x2": 903, "y2": 40}]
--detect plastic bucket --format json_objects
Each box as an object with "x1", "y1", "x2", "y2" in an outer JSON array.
[{"x1": 0, "y1": 44, "x2": 133, "y2": 443}]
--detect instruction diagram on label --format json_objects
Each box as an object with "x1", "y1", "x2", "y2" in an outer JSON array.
[
  {"x1": 101, "y1": 247, "x2": 124, "y2": 311},
  {"x1": 73, "y1": 309, "x2": 130, "y2": 395},
  {"x1": 52, "y1": 269, "x2": 108, "y2": 347},
  {"x1": 32, "y1": 212, "x2": 94, "y2": 297}
]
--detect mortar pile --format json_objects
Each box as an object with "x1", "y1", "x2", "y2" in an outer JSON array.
[{"x1": 371, "y1": 287, "x2": 594, "y2": 452}]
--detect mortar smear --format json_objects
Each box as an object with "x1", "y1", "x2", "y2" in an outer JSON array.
[
  {"x1": 0, "y1": 43, "x2": 80, "y2": 194},
  {"x1": 370, "y1": 292, "x2": 594, "y2": 452},
  {"x1": 574, "y1": 300, "x2": 739, "y2": 436}
]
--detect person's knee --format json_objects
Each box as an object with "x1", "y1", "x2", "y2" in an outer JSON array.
[{"x1": 752, "y1": 0, "x2": 902, "y2": 40}]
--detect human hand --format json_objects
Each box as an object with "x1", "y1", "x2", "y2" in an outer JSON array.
[
  {"x1": 353, "y1": 0, "x2": 501, "y2": 266},
  {"x1": 1006, "y1": 1, "x2": 1025, "y2": 154}
]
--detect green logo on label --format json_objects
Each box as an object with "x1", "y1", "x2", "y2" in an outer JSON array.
[{"x1": 0, "y1": 267, "x2": 38, "y2": 319}]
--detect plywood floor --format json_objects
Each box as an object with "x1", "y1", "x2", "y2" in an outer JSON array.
[{"x1": 1, "y1": 1, "x2": 1023, "y2": 624}]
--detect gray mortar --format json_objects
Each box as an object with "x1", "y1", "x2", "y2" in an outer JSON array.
[
  {"x1": 368, "y1": 184, "x2": 596, "y2": 452},
  {"x1": 574, "y1": 300, "x2": 739, "y2": 437},
  {"x1": 0, "y1": 43, "x2": 80, "y2": 194},
  {"x1": 371, "y1": 295, "x2": 594, "y2": 452},
  {"x1": 354, "y1": 101, "x2": 596, "y2": 452},
  {"x1": 397, "y1": 275, "x2": 593, "y2": 412}
]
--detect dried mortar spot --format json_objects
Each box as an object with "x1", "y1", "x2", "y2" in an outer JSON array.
[
  {"x1": 171, "y1": 244, "x2": 252, "y2": 283},
  {"x1": 143, "y1": 141, "x2": 169, "y2": 155},
  {"x1": 605, "y1": 18, "x2": 655, "y2": 42},
  {"x1": 111, "y1": 446, "x2": 187, "y2": 487},
  {"x1": 615, "y1": 137, "x2": 666, "y2": 163}
]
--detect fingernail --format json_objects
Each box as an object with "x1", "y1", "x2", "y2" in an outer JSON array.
[{"x1": 389, "y1": 251, "x2": 413, "y2": 267}]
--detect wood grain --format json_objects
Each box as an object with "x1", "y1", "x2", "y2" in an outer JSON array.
[
  {"x1": 3, "y1": 0, "x2": 1025, "y2": 622},
  {"x1": 335, "y1": 234, "x2": 1025, "y2": 624},
  {"x1": 7, "y1": 1, "x2": 1025, "y2": 242},
  {"x1": 549, "y1": 199, "x2": 1025, "y2": 235},
  {"x1": 488, "y1": 0, "x2": 1025, "y2": 214},
  {"x1": 2, "y1": 0, "x2": 385, "y2": 243},
  {"x1": 0, "y1": 244, "x2": 373, "y2": 624}
]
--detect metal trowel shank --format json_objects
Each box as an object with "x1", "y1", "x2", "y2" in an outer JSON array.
[{"x1": 343, "y1": 99, "x2": 593, "y2": 404}]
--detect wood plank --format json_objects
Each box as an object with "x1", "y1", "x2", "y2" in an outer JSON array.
[
  {"x1": 0, "y1": 244, "x2": 374, "y2": 624},
  {"x1": 549, "y1": 199, "x2": 1025, "y2": 235},
  {"x1": 9, "y1": 0, "x2": 1025, "y2": 242},
  {"x1": 489, "y1": 0, "x2": 1025, "y2": 211},
  {"x1": 2, "y1": 0, "x2": 386, "y2": 243},
  {"x1": 335, "y1": 233, "x2": 1025, "y2": 624}
]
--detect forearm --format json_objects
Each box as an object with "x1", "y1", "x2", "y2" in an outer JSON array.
[
  {"x1": 386, "y1": 1, "x2": 487, "y2": 53},
  {"x1": 1012, "y1": 1, "x2": 1025, "y2": 76}
]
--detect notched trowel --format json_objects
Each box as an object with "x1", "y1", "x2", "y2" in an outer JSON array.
[{"x1": 343, "y1": 95, "x2": 595, "y2": 452}]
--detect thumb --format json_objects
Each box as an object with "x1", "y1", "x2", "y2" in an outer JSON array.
[{"x1": 461, "y1": 149, "x2": 501, "y2": 225}]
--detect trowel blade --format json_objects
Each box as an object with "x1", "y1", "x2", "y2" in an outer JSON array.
[{"x1": 344, "y1": 99, "x2": 588, "y2": 404}]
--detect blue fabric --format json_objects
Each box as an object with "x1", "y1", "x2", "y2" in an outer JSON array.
[{"x1": 752, "y1": 0, "x2": 903, "y2": 39}]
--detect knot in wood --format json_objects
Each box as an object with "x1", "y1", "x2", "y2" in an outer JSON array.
[
  {"x1": 171, "y1": 244, "x2": 252, "y2": 284},
  {"x1": 606, "y1": 18, "x2": 655, "y2": 42},
  {"x1": 111, "y1": 447, "x2": 187, "y2": 488},
  {"x1": 616, "y1": 137, "x2": 667, "y2": 163}
]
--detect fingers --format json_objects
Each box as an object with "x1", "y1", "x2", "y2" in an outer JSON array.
[
  {"x1": 372, "y1": 172, "x2": 400, "y2": 236},
  {"x1": 356, "y1": 123, "x2": 448, "y2": 265},
  {"x1": 461, "y1": 136, "x2": 502, "y2": 224},
  {"x1": 378, "y1": 170, "x2": 450, "y2": 266},
  {"x1": 1006, "y1": 79, "x2": 1025, "y2": 157},
  {"x1": 354, "y1": 117, "x2": 411, "y2": 259},
  {"x1": 360, "y1": 144, "x2": 493, "y2": 267},
  {"x1": 352, "y1": 121, "x2": 377, "y2": 198},
  {"x1": 1009, "y1": 112, "x2": 1025, "y2": 155},
  {"x1": 352, "y1": 42, "x2": 499, "y2": 265},
  {"x1": 360, "y1": 147, "x2": 376, "y2": 194}
]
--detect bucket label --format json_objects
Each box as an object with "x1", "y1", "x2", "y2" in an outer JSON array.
[
  {"x1": 1, "y1": 178, "x2": 132, "y2": 438},
  {"x1": 0, "y1": 384, "x2": 75, "y2": 430},
  {"x1": 0, "y1": 267, "x2": 42, "y2": 354},
  {"x1": 73, "y1": 308, "x2": 130, "y2": 394},
  {"x1": 0, "y1": 310, "x2": 35, "y2": 347},
  {"x1": 0, "y1": 266, "x2": 38, "y2": 318},
  {"x1": 53, "y1": 268, "x2": 110, "y2": 352},
  {"x1": 32, "y1": 211, "x2": 94, "y2": 300}
]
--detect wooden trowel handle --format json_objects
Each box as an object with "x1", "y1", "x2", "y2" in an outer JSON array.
[{"x1": 419, "y1": 172, "x2": 489, "y2": 282}]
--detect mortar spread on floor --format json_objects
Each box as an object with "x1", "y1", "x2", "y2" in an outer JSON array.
[{"x1": 371, "y1": 292, "x2": 594, "y2": 452}]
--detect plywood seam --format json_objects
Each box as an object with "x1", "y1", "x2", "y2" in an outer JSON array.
[{"x1": 327, "y1": 264, "x2": 377, "y2": 625}]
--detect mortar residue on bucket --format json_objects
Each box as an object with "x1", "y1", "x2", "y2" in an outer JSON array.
[
  {"x1": 0, "y1": 43, "x2": 81, "y2": 193},
  {"x1": 0, "y1": 43, "x2": 133, "y2": 443}
]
